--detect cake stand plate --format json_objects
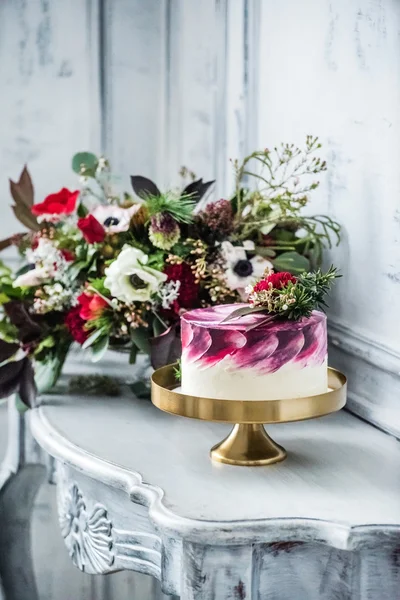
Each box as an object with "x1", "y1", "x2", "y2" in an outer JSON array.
[{"x1": 151, "y1": 365, "x2": 347, "y2": 466}]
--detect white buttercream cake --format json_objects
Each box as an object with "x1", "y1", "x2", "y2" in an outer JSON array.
[{"x1": 181, "y1": 304, "x2": 327, "y2": 400}]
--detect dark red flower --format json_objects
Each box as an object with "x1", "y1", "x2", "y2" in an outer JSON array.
[
  {"x1": 78, "y1": 292, "x2": 108, "y2": 321},
  {"x1": 198, "y1": 199, "x2": 233, "y2": 234},
  {"x1": 31, "y1": 188, "x2": 79, "y2": 217},
  {"x1": 253, "y1": 271, "x2": 297, "y2": 293},
  {"x1": 163, "y1": 262, "x2": 199, "y2": 315},
  {"x1": 77, "y1": 215, "x2": 105, "y2": 244},
  {"x1": 65, "y1": 307, "x2": 88, "y2": 345},
  {"x1": 60, "y1": 248, "x2": 75, "y2": 262}
]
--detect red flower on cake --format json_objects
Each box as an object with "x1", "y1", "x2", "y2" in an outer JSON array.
[
  {"x1": 253, "y1": 271, "x2": 297, "y2": 293},
  {"x1": 77, "y1": 291, "x2": 108, "y2": 321},
  {"x1": 31, "y1": 188, "x2": 79, "y2": 217},
  {"x1": 77, "y1": 214, "x2": 106, "y2": 244},
  {"x1": 64, "y1": 306, "x2": 88, "y2": 344}
]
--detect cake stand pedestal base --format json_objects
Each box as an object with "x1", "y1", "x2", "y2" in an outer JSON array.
[{"x1": 210, "y1": 424, "x2": 287, "y2": 466}]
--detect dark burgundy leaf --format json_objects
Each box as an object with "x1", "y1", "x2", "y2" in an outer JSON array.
[
  {"x1": 182, "y1": 178, "x2": 215, "y2": 203},
  {"x1": 0, "y1": 359, "x2": 25, "y2": 399},
  {"x1": 130, "y1": 176, "x2": 160, "y2": 199},
  {"x1": 150, "y1": 324, "x2": 182, "y2": 370},
  {"x1": 4, "y1": 301, "x2": 43, "y2": 344},
  {"x1": 0, "y1": 339, "x2": 20, "y2": 363},
  {"x1": 19, "y1": 358, "x2": 37, "y2": 408}
]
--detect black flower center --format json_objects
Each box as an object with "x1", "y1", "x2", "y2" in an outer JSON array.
[
  {"x1": 104, "y1": 216, "x2": 120, "y2": 227},
  {"x1": 130, "y1": 274, "x2": 147, "y2": 289},
  {"x1": 233, "y1": 259, "x2": 253, "y2": 278}
]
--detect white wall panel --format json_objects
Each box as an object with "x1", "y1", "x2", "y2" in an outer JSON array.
[
  {"x1": 257, "y1": 0, "x2": 400, "y2": 353},
  {"x1": 103, "y1": 0, "x2": 164, "y2": 185},
  {"x1": 255, "y1": 0, "x2": 400, "y2": 434},
  {"x1": 0, "y1": 0, "x2": 101, "y2": 245}
]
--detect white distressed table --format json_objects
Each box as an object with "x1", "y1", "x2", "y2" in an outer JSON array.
[{"x1": 1, "y1": 353, "x2": 399, "y2": 600}]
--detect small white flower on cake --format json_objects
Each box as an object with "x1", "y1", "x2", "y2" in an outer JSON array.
[
  {"x1": 104, "y1": 245, "x2": 167, "y2": 303},
  {"x1": 93, "y1": 205, "x2": 140, "y2": 233},
  {"x1": 220, "y1": 240, "x2": 273, "y2": 292}
]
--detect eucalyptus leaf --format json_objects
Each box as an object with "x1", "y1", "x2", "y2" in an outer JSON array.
[
  {"x1": 129, "y1": 344, "x2": 138, "y2": 365},
  {"x1": 273, "y1": 251, "x2": 310, "y2": 275},
  {"x1": 260, "y1": 223, "x2": 276, "y2": 235},
  {"x1": 77, "y1": 203, "x2": 89, "y2": 218},
  {"x1": 91, "y1": 335, "x2": 109, "y2": 363},
  {"x1": 255, "y1": 246, "x2": 276, "y2": 258},
  {"x1": 153, "y1": 314, "x2": 167, "y2": 337},
  {"x1": 72, "y1": 152, "x2": 98, "y2": 175},
  {"x1": 81, "y1": 327, "x2": 106, "y2": 350},
  {"x1": 67, "y1": 261, "x2": 87, "y2": 281},
  {"x1": 130, "y1": 326, "x2": 151, "y2": 355}
]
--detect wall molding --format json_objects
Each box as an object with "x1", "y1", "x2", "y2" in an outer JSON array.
[{"x1": 328, "y1": 318, "x2": 400, "y2": 439}]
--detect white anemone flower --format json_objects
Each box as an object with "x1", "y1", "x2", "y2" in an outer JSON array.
[
  {"x1": 104, "y1": 245, "x2": 167, "y2": 303},
  {"x1": 92, "y1": 204, "x2": 140, "y2": 233},
  {"x1": 221, "y1": 240, "x2": 273, "y2": 292}
]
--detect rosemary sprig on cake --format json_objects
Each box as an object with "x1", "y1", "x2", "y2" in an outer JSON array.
[{"x1": 223, "y1": 266, "x2": 339, "y2": 327}]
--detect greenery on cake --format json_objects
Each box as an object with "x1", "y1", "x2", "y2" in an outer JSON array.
[{"x1": 224, "y1": 266, "x2": 339, "y2": 328}]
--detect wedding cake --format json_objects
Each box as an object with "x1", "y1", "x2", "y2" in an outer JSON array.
[{"x1": 181, "y1": 304, "x2": 327, "y2": 400}]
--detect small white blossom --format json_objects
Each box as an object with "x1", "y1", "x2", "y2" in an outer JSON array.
[
  {"x1": 158, "y1": 280, "x2": 181, "y2": 309},
  {"x1": 33, "y1": 284, "x2": 79, "y2": 314},
  {"x1": 23, "y1": 238, "x2": 71, "y2": 285}
]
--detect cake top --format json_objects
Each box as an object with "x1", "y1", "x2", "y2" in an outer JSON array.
[{"x1": 182, "y1": 304, "x2": 326, "y2": 331}]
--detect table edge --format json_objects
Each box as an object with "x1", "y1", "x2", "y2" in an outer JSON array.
[{"x1": 29, "y1": 406, "x2": 400, "y2": 549}]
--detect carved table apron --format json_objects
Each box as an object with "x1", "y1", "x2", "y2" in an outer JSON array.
[{"x1": 2, "y1": 353, "x2": 400, "y2": 599}]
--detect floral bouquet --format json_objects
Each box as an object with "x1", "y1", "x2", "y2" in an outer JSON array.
[{"x1": 0, "y1": 136, "x2": 340, "y2": 406}]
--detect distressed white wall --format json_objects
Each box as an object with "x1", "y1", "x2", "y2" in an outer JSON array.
[
  {"x1": 0, "y1": 0, "x2": 399, "y2": 433},
  {"x1": 162, "y1": 0, "x2": 400, "y2": 435}
]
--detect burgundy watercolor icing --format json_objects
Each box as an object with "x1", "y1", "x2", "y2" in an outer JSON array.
[{"x1": 181, "y1": 304, "x2": 327, "y2": 374}]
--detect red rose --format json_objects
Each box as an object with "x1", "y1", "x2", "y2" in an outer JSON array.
[
  {"x1": 31, "y1": 188, "x2": 79, "y2": 218},
  {"x1": 60, "y1": 248, "x2": 75, "y2": 262},
  {"x1": 78, "y1": 292, "x2": 108, "y2": 321},
  {"x1": 65, "y1": 306, "x2": 88, "y2": 345},
  {"x1": 77, "y1": 215, "x2": 105, "y2": 244},
  {"x1": 253, "y1": 271, "x2": 297, "y2": 293}
]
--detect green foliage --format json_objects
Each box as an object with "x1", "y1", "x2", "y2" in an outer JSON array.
[
  {"x1": 130, "y1": 326, "x2": 151, "y2": 354},
  {"x1": 272, "y1": 251, "x2": 310, "y2": 275},
  {"x1": 284, "y1": 265, "x2": 339, "y2": 320},
  {"x1": 72, "y1": 152, "x2": 98, "y2": 176},
  {"x1": 230, "y1": 136, "x2": 341, "y2": 268},
  {"x1": 146, "y1": 252, "x2": 166, "y2": 272},
  {"x1": 88, "y1": 278, "x2": 111, "y2": 297},
  {"x1": 174, "y1": 359, "x2": 182, "y2": 382},
  {"x1": 91, "y1": 333, "x2": 109, "y2": 362},
  {"x1": 145, "y1": 192, "x2": 196, "y2": 224},
  {"x1": 0, "y1": 318, "x2": 18, "y2": 343}
]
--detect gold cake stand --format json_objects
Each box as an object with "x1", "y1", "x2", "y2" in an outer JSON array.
[{"x1": 151, "y1": 365, "x2": 347, "y2": 466}]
